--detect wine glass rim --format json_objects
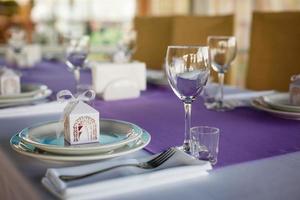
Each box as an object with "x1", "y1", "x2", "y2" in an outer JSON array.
[{"x1": 167, "y1": 45, "x2": 208, "y2": 49}]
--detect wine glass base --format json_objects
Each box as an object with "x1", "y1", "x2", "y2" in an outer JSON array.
[
  {"x1": 205, "y1": 101, "x2": 234, "y2": 112},
  {"x1": 176, "y1": 142, "x2": 191, "y2": 154}
]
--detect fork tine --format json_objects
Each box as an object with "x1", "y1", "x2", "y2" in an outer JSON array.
[
  {"x1": 153, "y1": 148, "x2": 176, "y2": 164},
  {"x1": 148, "y1": 148, "x2": 173, "y2": 162},
  {"x1": 148, "y1": 148, "x2": 176, "y2": 167},
  {"x1": 150, "y1": 149, "x2": 176, "y2": 167},
  {"x1": 147, "y1": 148, "x2": 174, "y2": 164}
]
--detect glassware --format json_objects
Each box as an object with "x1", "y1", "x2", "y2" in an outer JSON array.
[
  {"x1": 207, "y1": 36, "x2": 237, "y2": 111},
  {"x1": 190, "y1": 126, "x2": 220, "y2": 165},
  {"x1": 6, "y1": 28, "x2": 26, "y2": 68},
  {"x1": 165, "y1": 46, "x2": 210, "y2": 152},
  {"x1": 65, "y1": 35, "x2": 90, "y2": 93},
  {"x1": 113, "y1": 28, "x2": 137, "y2": 63}
]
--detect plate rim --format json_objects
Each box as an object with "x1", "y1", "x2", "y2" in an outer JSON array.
[
  {"x1": 251, "y1": 99, "x2": 300, "y2": 120},
  {"x1": 262, "y1": 93, "x2": 300, "y2": 112},
  {"x1": 0, "y1": 88, "x2": 52, "y2": 104},
  {"x1": 19, "y1": 118, "x2": 144, "y2": 155},
  {"x1": 0, "y1": 83, "x2": 48, "y2": 99},
  {"x1": 10, "y1": 129, "x2": 151, "y2": 162}
]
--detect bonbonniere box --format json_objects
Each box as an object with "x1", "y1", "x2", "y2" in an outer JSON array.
[
  {"x1": 64, "y1": 101, "x2": 100, "y2": 145},
  {"x1": 91, "y1": 62, "x2": 146, "y2": 101}
]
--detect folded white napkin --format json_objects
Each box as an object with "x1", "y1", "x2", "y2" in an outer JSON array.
[
  {"x1": 0, "y1": 101, "x2": 67, "y2": 118},
  {"x1": 91, "y1": 62, "x2": 146, "y2": 101},
  {"x1": 203, "y1": 84, "x2": 275, "y2": 107},
  {"x1": 223, "y1": 90, "x2": 276, "y2": 101},
  {"x1": 42, "y1": 148, "x2": 211, "y2": 200}
]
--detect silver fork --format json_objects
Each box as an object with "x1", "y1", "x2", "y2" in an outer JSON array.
[{"x1": 59, "y1": 148, "x2": 177, "y2": 181}]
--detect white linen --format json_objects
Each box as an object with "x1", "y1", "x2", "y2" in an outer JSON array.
[
  {"x1": 223, "y1": 90, "x2": 275, "y2": 101},
  {"x1": 203, "y1": 83, "x2": 275, "y2": 107},
  {"x1": 0, "y1": 101, "x2": 67, "y2": 118},
  {"x1": 42, "y1": 148, "x2": 211, "y2": 200}
]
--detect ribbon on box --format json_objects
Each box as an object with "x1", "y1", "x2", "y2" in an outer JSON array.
[
  {"x1": 55, "y1": 90, "x2": 96, "y2": 138},
  {"x1": 57, "y1": 90, "x2": 96, "y2": 103}
]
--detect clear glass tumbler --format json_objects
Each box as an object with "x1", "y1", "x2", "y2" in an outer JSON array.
[{"x1": 190, "y1": 126, "x2": 220, "y2": 165}]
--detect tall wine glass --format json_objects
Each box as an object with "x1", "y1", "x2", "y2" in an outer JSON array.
[
  {"x1": 165, "y1": 46, "x2": 210, "y2": 152},
  {"x1": 207, "y1": 36, "x2": 237, "y2": 111},
  {"x1": 65, "y1": 35, "x2": 90, "y2": 93}
]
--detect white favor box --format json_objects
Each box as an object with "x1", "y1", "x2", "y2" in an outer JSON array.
[
  {"x1": 64, "y1": 101, "x2": 100, "y2": 145},
  {"x1": 91, "y1": 62, "x2": 146, "y2": 101},
  {"x1": 0, "y1": 68, "x2": 20, "y2": 95}
]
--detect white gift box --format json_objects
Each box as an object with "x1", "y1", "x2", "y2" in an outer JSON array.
[
  {"x1": 91, "y1": 62, "x2": 146, "y2": 101},
  {"x1": 0, "y1": 68, "x2": 20, "y2": 95},
  {"x1": 64, "y1": 101, "x2": 100, "y2": 145}
]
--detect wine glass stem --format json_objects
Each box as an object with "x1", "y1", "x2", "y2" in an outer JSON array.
[
  {"x1": 74, "y1": 69, "x2": 80, "y2": 92},
  {"x1": 183, "y1": 102, "x2": 192, "y2": 152},
  {"x1": 218, "y1": 73, "x2": 225, "y2": 107}
]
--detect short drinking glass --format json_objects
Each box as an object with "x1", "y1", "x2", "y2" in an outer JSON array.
[
  {"x1": 207, "y1": 36, "x2": 237, "y2": 111},
  {"x1": 190, "y1": 126, "x2": 220, "y2": 165},
  {"x1": 165, "y1": 46, "x2": 210, "y2": 152}
]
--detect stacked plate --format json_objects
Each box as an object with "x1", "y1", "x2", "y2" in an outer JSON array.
[
  {"x1": 146, "y1": 69, "x2": 168, "y2": 86},
  {"x1": 10, "y1": 119, "x2": 151, "y2": 162},
  {"x1": 251, "y1": 93, "x2": 300, "y2": 120},
  {"x1": 0, "y1": 84, "x2": 52, "y2": 108}
]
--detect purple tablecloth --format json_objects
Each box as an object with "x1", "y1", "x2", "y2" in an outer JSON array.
[{"x1": 12, "y1": 61, "x2": 300, "y2": 167}]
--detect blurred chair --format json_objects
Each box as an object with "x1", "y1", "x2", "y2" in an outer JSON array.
[
  {"x1": 172, "y1": 15, "x2": 234, "y2": 45},
  {"x1": 246, "y1": 12, "x2": 300, "y2": 91},
  {"x1": 133, "y1": 15, "x2": 234, "y2": 83},
  {"x1": 0, "y1": 1, "x2": 19, "y2": 43},
  {"x1": 133, "y1": 16, "x2": 172, "y2": 70}
]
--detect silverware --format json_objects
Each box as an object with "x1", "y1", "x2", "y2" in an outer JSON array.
[{"x1": 59, "y1": 147, "x2": 176, "y2": 181}]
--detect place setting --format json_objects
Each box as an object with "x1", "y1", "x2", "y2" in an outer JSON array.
[
  {"x1": 251, "y1": 74, "x2": 300, "y2": 120},
  {"x1": 9, "y1": 87, "x2": 214, "y2": 200},
  {"x1": 10, "y1": 89, "x2": 151, "y2": 162},
  {"x1": 0, "y1": 68, "x2": 52, "y2": 108}
]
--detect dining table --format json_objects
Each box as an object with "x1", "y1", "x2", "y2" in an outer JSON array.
[{"x1": 0, "y1": 60, "x2": 300, "y2": 200}]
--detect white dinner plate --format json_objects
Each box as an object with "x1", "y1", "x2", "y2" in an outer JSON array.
[
  {"x1": 251, "y1": 98, "x2": 300, "y2": 120},
  {"x1": 146, "y1": 69, "x2": 168, "y2": 86},
  {"x1": 19, "y1": 119, "x2": 144, "y2": 155},
  {"x1": 262, "y1": 93, "x2": 300, "y2": 112},
  {"x1": 10, "y1": 129, "x2": 150, "y2": 162},
  {"x1": 0, "y1": 84, "x2": 48, "y2": 99},
  {"x1": 0, "y1": 88, "x2": 52, "y2": 107}
]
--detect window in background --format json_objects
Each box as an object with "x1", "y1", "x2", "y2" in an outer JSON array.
[{"x1": 30, "y1": 0, "x2": 136, "y2": 61}]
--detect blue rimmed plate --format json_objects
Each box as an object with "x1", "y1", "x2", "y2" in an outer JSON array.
[
  {"x1": 10, "y1": 129, "x2": 150, "y2": 162},
  {"x1": 18, "y1": 119, "x2": 146, "y2": 155}
]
